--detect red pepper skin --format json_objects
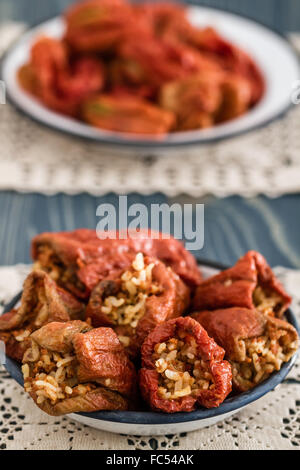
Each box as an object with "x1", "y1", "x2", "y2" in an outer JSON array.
[
  {"x1": 64, "y1": 0, "x2": 136, "y2": 53},
  {"x1": 73, "y1": 327, "x2": 137, "y2": 399},
  {"x1": 192, "y1": 309, "x2": 266, "y2": 361},
  {"x1": 189, "y1": 27, "x2": 265, "y2": 104},
  {"x1": 192, "y1": 251, "x2": 291, "y2": 316},
  {"x1": 18, "y1": 37, "x2": 105, "y2": 117},
  {"x1": 42, "y1": 387, "x2": 129, "y2": 416},
  {"x1": 0, "y1": 271, "x2": 84, "y2": 331},
  {"x1": 0, "y1": 330, "x2": 27, "y2": 362},
  {"x1": 139, "y1": 317, "x2": 232, "y2": 412},
  {"x1": 81, "y1": 94, "x2": 176, "y2": 135},
  {"x1": 0, "y1": 271, "x2": 84, "y2": 363},
  {"x1": 32, "y1": 229, "x2": 202, "y2": 299}
]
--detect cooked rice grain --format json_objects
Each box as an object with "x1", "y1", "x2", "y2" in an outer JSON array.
[
  {"x1": 22, "y1": 342, "x2": 94, "y2": 406},
  {"x1": 101, "y1": 253, "x2": 162, "y2": 336},
  {"x1": 153, "y1": 335, "x2": 214, "y2": 400},
  {"x1": 233, "y1": 327, "x2": 298, "y2": 389},
  {"x1": 253, "y1": 286, "x2": 282, "y2": 316}
]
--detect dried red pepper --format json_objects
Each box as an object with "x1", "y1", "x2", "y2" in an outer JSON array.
[
  {"x1": 64, "y1": 0, "x2": 137, "y2": 53},
  {"x1": 18, "y1": 36, "x2": 105, "y2": 116},
  {"x1": 187, "y1": 26, "x2": 265, "y2": 104},
  {"x1": 86, "y1": 253, "x2": 190, "y2": 358},
  {"x1": 192, "y1": 308, "x2": 299, "y2": 392},
  {"x1": 32, "y1": 229, "x2": 202, "y2": 299},
  {"x1": 81, "y1": 94, "x2": 175, "y2": 134},
  {"x1": 22, "y1": 320, "x2": 137, "y2": 415},
  {"x1": 192, "y1": 251, "x2": 291, "y2": 317},
  {"x1": 139, "y1": 316, "x2": 232, "y2": 412},
  {"x1": 0, "y1": 270, "x2": 84, "y2": 362}
]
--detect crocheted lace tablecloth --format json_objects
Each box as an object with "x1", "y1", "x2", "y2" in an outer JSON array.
[
  {"x1": 1, "y1": 23, "x2": 300, "y2": 197},
  {"x1": 0, "y1": 263, "x2": 299, "y2": 450}
]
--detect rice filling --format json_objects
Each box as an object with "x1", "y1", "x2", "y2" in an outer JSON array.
[
  {"x1": 12, "y1": 282, "x2": 52, "y2": 341},
  {"x1": 152, "y1": 333, "x2": 214, "y2": 400},
  {"x1": 101, "y1": 253, "x2": 162, "y2": 345},
  {"x1": 34, "y1": 245, "x2": 85, "y2": 292},
  {"x1": 22, "y1": 343, "x2": 95, "y2": 406},
  {"x1": 253, "y1": 286, "x2": 283, "y2": 316},
  {"x1": 232, "y1": 325, "x2": 297, "y2": 389}
]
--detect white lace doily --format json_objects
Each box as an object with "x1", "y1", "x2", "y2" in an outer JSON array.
[
  {"x1": 1, "y1": 23, "x2": 300, "y2": 197},
  {"x1": 0, "y1": 263, "x2": 299, "y2": 450}
]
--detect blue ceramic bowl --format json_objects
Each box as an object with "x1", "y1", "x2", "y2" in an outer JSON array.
[{"x1": 3, "y1": 261, "x2": 299, "y2": 436}]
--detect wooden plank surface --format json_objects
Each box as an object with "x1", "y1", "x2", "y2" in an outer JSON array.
[{"x1": 0, "y1": 191, "x2": 299, "y2": 269}]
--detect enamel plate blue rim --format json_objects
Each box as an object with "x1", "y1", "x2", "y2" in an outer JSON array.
[{"x1": 3, "y1": 258, "x2": 299, "y2": 426}]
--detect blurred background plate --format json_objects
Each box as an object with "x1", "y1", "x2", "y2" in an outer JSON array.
[{"x1": 2, "y1": 5, "x2": 300, "y2": 148}]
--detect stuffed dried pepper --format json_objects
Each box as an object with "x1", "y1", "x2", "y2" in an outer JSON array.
[
  {"x1": 192, "y1": 251, "x2": 291, "y2": 317},
  {"x1": 18, "y1": 36, "x2": 105, "y2": 116},
  {"x1": 192, "y1": 308, "x2": 298, "y2": 392},
  {"x1": 32, "y1": 228, "x2": 202, "y2": 299},
  {"x1": 22, "y1": 320, "x2": 137, "y2": 415},
  {"x1": 0, "y1": 270, "x2": 84, "y2": 362},
  {"x1": 139, "y1": 316, "x2": 232, "y2": 412},
  {"x1": 86, "y1": 253, "x2": 190, "y2": 358},
  {"x1": 81, "y1": 94, "x2": 175, "y2": 134}
]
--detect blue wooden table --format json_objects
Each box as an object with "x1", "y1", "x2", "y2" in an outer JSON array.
[
  {"x1": 0, "y1": 191, "x2": 299, "y2": 269},
  {"x1": 0, "y1": 0, "x2": 299, "y2": 270}
]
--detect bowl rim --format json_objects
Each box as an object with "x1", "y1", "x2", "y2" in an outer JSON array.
[
  {"x1": 2, "y1": 258, "x2": 299, "y2": 425},
  {"x1": 0, "y1": 5, "x2": 299, "y2": 148}
]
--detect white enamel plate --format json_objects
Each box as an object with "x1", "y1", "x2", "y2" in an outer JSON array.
[
  {"x1": 3, "y1": 262, "x2": 299, "y2": 436},
  {"x1": 1, "y1": 6, "x2": 300, "y2": 147}
]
